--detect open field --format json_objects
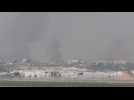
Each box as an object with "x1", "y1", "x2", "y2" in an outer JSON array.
[{"x1": 1, "y1": 80, "x2": 134, "y2": 87}]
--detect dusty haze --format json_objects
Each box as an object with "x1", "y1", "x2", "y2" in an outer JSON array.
[{"x1": 0, "y1": 12, "x2": 134, "y2": 63}]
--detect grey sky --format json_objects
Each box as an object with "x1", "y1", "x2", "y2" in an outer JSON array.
[{"x1": 0, "y1": 12, "x2": 134, "y2": 62}]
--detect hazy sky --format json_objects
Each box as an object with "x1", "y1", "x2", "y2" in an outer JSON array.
[{"x1": 0, "y1": 12, "x2": 134, "y2": 62}]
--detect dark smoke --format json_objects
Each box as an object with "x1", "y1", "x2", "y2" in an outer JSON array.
[
  {"x1": 105, "y1": 36, "x2": 131, "y2": 62},
  {"x1": 29, "y1": 14, "x2": 65, "y2": 63},
  {"x1": 46, "y1": 37, "x2": 63, "y2": 64},
  {"x1": 1, "y1": 13, "x2": 134, "y2": 64},
  {"x1": 0, "y1": 13, "x2": 48, "y2": 61}
]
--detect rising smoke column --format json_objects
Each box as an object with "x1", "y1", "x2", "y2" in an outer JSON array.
[
  {"x1": 1, "y1": 12, "x2": 134, "y2": 64},
  {"x1": 46, "y1": 36, "x2": 63, "y2": 64},
  {"x1": 30, "y1": 13, "x2": 69, "y2": 63},
  {"x1": 0, "y1": 13, "x2": 47, "y2": 59},
  {"x1": 105, "y1": 35, "x2": 132, "y2": 62},
  {"x1": 30, "y1": 32, "x2": 64, "y2": 64},
  {"x1": 105, "y1": 39, "x2": 123, "y2": 62}
]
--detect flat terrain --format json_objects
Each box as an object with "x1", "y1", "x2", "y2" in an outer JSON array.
[{"x1": 1, "y1": 80, "x2": 134, "y2": 87}]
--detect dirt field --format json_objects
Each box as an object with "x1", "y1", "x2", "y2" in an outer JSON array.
[{"x1": 0, "y1": 80, "x2": 134, "y2": 87}]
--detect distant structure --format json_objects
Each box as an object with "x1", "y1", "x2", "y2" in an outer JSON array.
[
  {"x1": 21, "y1": 58, "x2": 31, "y2": 64},
  {"x1": 67, "y1": 59, "x2": 79, "y2": 65}
]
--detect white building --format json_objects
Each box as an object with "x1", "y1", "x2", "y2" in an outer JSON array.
[
  {"x1": 67, "y1": 59, "x2": 82, "y2": 65},
  {"x1": 112, "y1": 60, "x2": 127, "y2": 65}
]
